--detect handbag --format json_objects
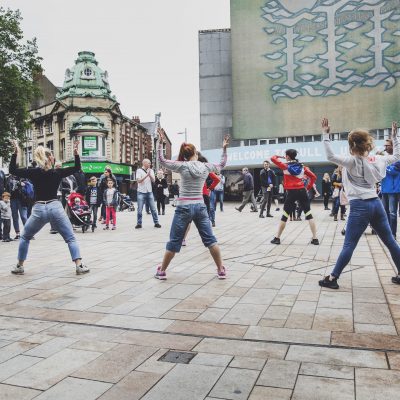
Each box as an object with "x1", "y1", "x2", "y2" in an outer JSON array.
[
  {"x1": 163, "y1": 188, "x2": 169, "y2": 197},
  {"x1": 332, "y1": 188, "x2": 340, "y2": 198},
  {"x1": 340, "y1": 190, "x2": 349, "y2": 206}
]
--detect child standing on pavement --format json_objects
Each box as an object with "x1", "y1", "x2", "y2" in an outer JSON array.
[
  {"x1": 103, "y1": 179, "x2": 118, "y2": 230},
  {"x1": 85, "y1": 176, "x2": 101, "y2": 232},
  {"x1": 0, "y1": 192, "x2": 12, "y2": 242}
]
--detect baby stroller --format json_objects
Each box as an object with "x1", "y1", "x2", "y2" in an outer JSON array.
[
  {"x1": 67, "y1": 192, "x2": 92, "y2": 233},
  {"x1": 119, "y1": 194, "x2": 135, "y2": 212}
]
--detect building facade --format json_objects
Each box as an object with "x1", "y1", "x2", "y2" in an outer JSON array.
[{"x1": 21, "y1": 51, "x2": 172, "y2": 189}]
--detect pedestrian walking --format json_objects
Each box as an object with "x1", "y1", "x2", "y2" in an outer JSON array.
[
  {"x1": 319, "y1": 119, "x2": 400, "y2": 289},
  {"x1": 234, "y1": 168, "x2": 258, "y2": 213},
  {"x1": 154, "y1": 129, "x2": 229, "y2": 280},
  {"x1": 270, "y1": 150, "x2": 319, "y2": 245},
  {"x1": 9, "y1": 140, "x2": 89, "y2": 275}
]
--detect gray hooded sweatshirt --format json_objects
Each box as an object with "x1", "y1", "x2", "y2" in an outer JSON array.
[
  {"x1": 158, "y1": 143, "x2": 227, "y2": 206},
  {"x1": 323, "y1": 133, "x2": 400, "y2": 201}
]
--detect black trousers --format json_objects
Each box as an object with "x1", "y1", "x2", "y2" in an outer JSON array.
[
  {"x1": 282, "y1": 189, "x2": 312, "y2": 221},
  {"x1": 323, "y1": 194, "x2": 330, "y2": 208},
  {"x1": 1, "y1": 219, "x2": 11, "y2": 240},
  {"x1": 157, "y1": 195, "x2": 166, "y2": 213}
]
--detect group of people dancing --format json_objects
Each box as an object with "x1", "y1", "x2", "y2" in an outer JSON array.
[{"x1": 5, "y1": 118, "x2": 400, "y2": 291}]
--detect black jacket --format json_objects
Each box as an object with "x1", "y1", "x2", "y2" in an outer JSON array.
[
  {"x1": 322, "y1": 180, "x2": 332, "y2": 196},
  {"x1": 85, "y1": 185, "x2": 102, "y2": 206},
  {"x1": 260, "y1": 168, "x2": 276, "y2": 189},
  {"x1": 235, "y1": 172, "x2": 254, "y2": 191},
  {"x1": 155, "y1": 178, "x2": 168, "y2": 199},
  {"x1": 74, "y1": 170, "x2": 87, "y2": 195}
]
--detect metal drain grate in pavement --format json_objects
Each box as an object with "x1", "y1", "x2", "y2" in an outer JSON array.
[{"x1": 158, "y1": 350, "x2": 197, "y2": 364}]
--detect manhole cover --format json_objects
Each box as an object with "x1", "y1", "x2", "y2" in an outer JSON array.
[{"x1": 158, "y1": 350, "x2": 197, "y2": 364}]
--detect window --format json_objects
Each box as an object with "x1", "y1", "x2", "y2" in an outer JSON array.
[
  {"x1": 313, "y1": 135, "x2": 322, "y2": 142},
  {"x1": 48, "y1": 120, "x2": 53, "y2": 133},
  {"x1": 278, "y1": 137, "x2": 286, "y2": 144},
  {"x1": 231, "y1": 140, "x2": 241, "y2": 147},
  {"x1": 249, "y1": 139, "x2": 257, "y2": 146},
  {"x1": 59, "y1": 119, "x2": 65, "y2": 131},
  {"x1": 38, "y1": 123, "x2": 44, "y2": 136},
  {"x1": 268, "y1": 139, "x2": 276, "y2": 144},
  {"x1": 243, "y1": 140, "x2": 250, "y2": 146},
  {"x1": 102, "y1": 137, "x2": 106, "y2": 157},
  {"x1": 305, "y1": 135, "x2": 313, "y2": 142},
  {"x1": 26, "y1": 128, "x2": 32, "y2": 140},
  {"x1": 47, "y1": 140, "x2": 54, "y2": 151},
  {"x1": 260, "y1": 139, "x2": 267, "y2": 145},
  {"x1": 340, "y1": 132, "x2": 349, "y2": 141},
  {"x1": 84, "y1": 68, "x2": 93, "y2": 76},
  {"x1": 60, "y1": 139, "x2": 65, "y2": 160},
  {"x1": 295, "y1": 136, "x2": 304, "y2": 143}
]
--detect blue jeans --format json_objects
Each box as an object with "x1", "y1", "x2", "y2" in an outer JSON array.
[
  {"x1": 167, "y1": 203, "x2": 217, "y2": 253},
  {"x1": 382, "y1": 193, "x2": 400, "y2": 237},
  {"x1": 332, "y1": 195, "x2": 346, "y2": 216},
  {"x1": 209, "y1": 191, "x2": 216, "y2": 223},
  {"x1": 332, "y1": 198, "x2": 400, "y2": 278},
  {"x1": 137, "y1": 192, "x2": 159, "y2": 225},
  {"x1": 11, "y1": 198, "x2": 28, "y2": 233},
  {"x1": 214, "y1": 190, "x2": 224, "y2": 211},
  {"x1": 18, "y1": 201, "x2": 81, "y2": 261}
]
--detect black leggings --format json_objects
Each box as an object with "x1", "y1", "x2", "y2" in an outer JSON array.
[
  {"x1": 323, "y1": 194, "x2": 330, "y2": 208},
  {"x1": 282, "y1": 189, "x2": 312, "y2": 222}
]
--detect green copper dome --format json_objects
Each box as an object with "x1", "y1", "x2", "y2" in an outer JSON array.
[
  {"x1": 57, "y1": 51, "x2": 116, "y2": 100},
  {"x1": 70, "y1": 111, "x2": 108, "y2": 134}
]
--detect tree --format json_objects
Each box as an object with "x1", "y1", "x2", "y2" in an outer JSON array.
[{"x1": 0, "y1": 7, "x2": 42, "y2": 161}]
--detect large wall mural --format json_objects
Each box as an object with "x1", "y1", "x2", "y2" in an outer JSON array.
[
  {"x1": 263, "y1": 0, "x2": 400, "y2": 102},
  {"x1": 231, "y1": 0, "x2": 400, "y2": 139}
]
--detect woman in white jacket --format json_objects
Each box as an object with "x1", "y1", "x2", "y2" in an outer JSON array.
[{"x1": 319, "y1": 119, "x2": 400, "y2": 289}]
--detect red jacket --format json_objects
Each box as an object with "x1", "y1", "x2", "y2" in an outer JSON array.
[
  {"x1": 271, "y1": 155, "x2": 316, "y2": 191},
  {"x1": 203, "y1": 173, "x2": 220, "y2": 196}
]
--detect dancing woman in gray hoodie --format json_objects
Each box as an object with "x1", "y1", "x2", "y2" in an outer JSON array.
[
  {"x1": 319, "y1": 119, "x2": 400, "y2": 289},
  {"x1": 154, "y1": 129, "x2": 229, "y2": 280}
]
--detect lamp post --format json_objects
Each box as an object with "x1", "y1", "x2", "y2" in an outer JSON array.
[{"x1": 177, "y1": 128, "x2": 187, "y2": 143}]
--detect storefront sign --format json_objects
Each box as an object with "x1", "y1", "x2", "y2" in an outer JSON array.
[{"x1": 63, "y1": 161, "x2": 132, "y2": 175}]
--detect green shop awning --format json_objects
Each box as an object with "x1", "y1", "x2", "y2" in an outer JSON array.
[{"x1": 63, "y1": 161, "x2": 132, "y2": 176}]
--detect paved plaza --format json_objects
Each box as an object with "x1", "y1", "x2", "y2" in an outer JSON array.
[{"x1": 0, "y1": 203, "x2": 400, "y2": 399}]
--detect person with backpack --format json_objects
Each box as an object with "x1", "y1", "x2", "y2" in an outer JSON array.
[
  {"x1": 7, "y1": 175, "x2": 28, "y2": 240},
  {"x1": 270, "y1": 150, "x2": 319, "y2": 245}
]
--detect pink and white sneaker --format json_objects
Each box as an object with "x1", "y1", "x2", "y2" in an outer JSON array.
[
  {"x1": 155, "y1": 266, "x2": 167, "y2": 280},
  {"x1": 217, "y1": 266, "x2": 227, "y2": 280}
]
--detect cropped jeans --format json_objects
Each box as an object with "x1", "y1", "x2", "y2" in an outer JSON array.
[
  {"x1": 18, "y1": 201, "x2": 81, "y2": 261},
  {"x1": 167, "y1": 203, "x2": 217, "y2": 253},
  {"x1": 332, "y1": 198, "x2": 400, "y2": 278}
]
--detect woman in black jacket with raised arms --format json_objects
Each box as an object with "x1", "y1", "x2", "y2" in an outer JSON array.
[{"x1": 9, "y1": 140, "x2": 90, "y2": 276}]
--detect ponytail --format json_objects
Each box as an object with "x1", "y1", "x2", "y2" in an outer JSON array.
[
  {"x1": 34, "y1": 146, "x2": 53, "y2": 170},
  {"x1": 178, "y1": 142, "x2": 196, "y2": 161}
]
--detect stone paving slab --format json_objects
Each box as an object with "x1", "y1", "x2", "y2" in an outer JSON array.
[{"x1": 0, "y1": 204, "x2": 400, "y2": 398}]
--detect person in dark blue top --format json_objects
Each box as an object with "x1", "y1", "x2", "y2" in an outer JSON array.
[{"x1": 9, "y1": 140, "x2": 90, "y2": 276}]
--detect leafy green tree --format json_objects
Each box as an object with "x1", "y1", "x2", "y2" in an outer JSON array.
[{"x1": 0, "y1": 7, "x2": 42, "y2": 161}]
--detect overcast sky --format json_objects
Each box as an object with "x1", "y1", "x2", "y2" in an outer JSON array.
[{"x1": 3, "y1": 0, "x2": 230, "y2": 153}]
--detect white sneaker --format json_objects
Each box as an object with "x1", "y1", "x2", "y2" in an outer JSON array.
[
  {"x1": 76, "y1": 263, "x2": 90, "y2": 275},
  {"x1": 11, "y1": 265, "x2": 24, "y2": 275}
]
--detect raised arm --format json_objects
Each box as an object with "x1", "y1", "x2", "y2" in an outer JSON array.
[
  {"x1": 271, "y1": 155, "x2": 287, "y2": 170},
  {"x1": 322, "y1": 118, "x2": 355, "y2": 168},
  {"x1": 58, "y1": 141, "x2": 82, "y2": 178},
  {"x1": 157, "y1": 128, "x2": 184, "y2": 172},
  {"x1": 208, "y1": 134, "x2": 229, "y2": 173},
  {"x1": 9, "y1": 142, "x2": 36, "y2": 179},
  {"x1": 383, "y1": 122, "x2": 400, "y2": 166}
]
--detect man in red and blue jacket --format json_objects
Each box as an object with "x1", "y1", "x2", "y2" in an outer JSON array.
[{"x1": 270, "y1": 149, "x2": 319, "y2": 245}]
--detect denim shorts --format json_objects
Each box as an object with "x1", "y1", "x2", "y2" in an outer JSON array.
[{"x1": 166, "y1": 203, "x2": 217, "y2": 253}]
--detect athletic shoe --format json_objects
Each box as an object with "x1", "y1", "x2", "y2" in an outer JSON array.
[
  {"x1": 135, "y1": 224, "x2": 142, "y2": 229},
  {"x1": 155, "y1": 266, "x2": 167, "y2": 280},
  {"x1": 275, "y1": 208, "x2": 280, "y2": 211},
  {"x1": 11, "y1": 264, "x2": 24, "y2": 275},
  {"x1": 319, "y1": 275, "x2": 339, "y2": 289},
  {"x1": 266, "y1": 214, "x2": 273, "y2": 218},
  {"x1": 112, "y1": 226, "x2": 116, "y2": 230},
  {"x1": 14, "y1": 234, "x2": 20, "y2": 240},
  {"x1": 50, "y1": 229, "x2": 58, "y2": 234},
  {"x1": 103, "y1": 225, "x2": 109, "y2": 230},
  {"x1": 76, "y1": 264, "x2": 90, "y2": 275},
  {"x1": 182, "y1": 239, "x2": 186, "y2": 246},
  {"x1": 311, "y1": 239, "x2": 319, "y2": 245},
  {"x1": 3, "y1": 239, "x2": 13, "y2": 242},
  {"x1": 259, "y1": 214, "x2": 265, "y2": 218},
  {"x1": 391, "y1": 275, "x2": 400, "y2": 285},
  {"x1": 154, "y1": 223, "x2": 161, "y2": 228},
  {"x1": 235, "y1": 207, "x2": 242, "y2": 212},
  {"x1": 250, "y1": 209, "x2": 258, "y2": 213},
  {"x1": 217, "y1": 266, "x2": 227, "y2": 279},
  {"x1": 271, "y1": 237, "x2": 281, "y2": 245}
]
